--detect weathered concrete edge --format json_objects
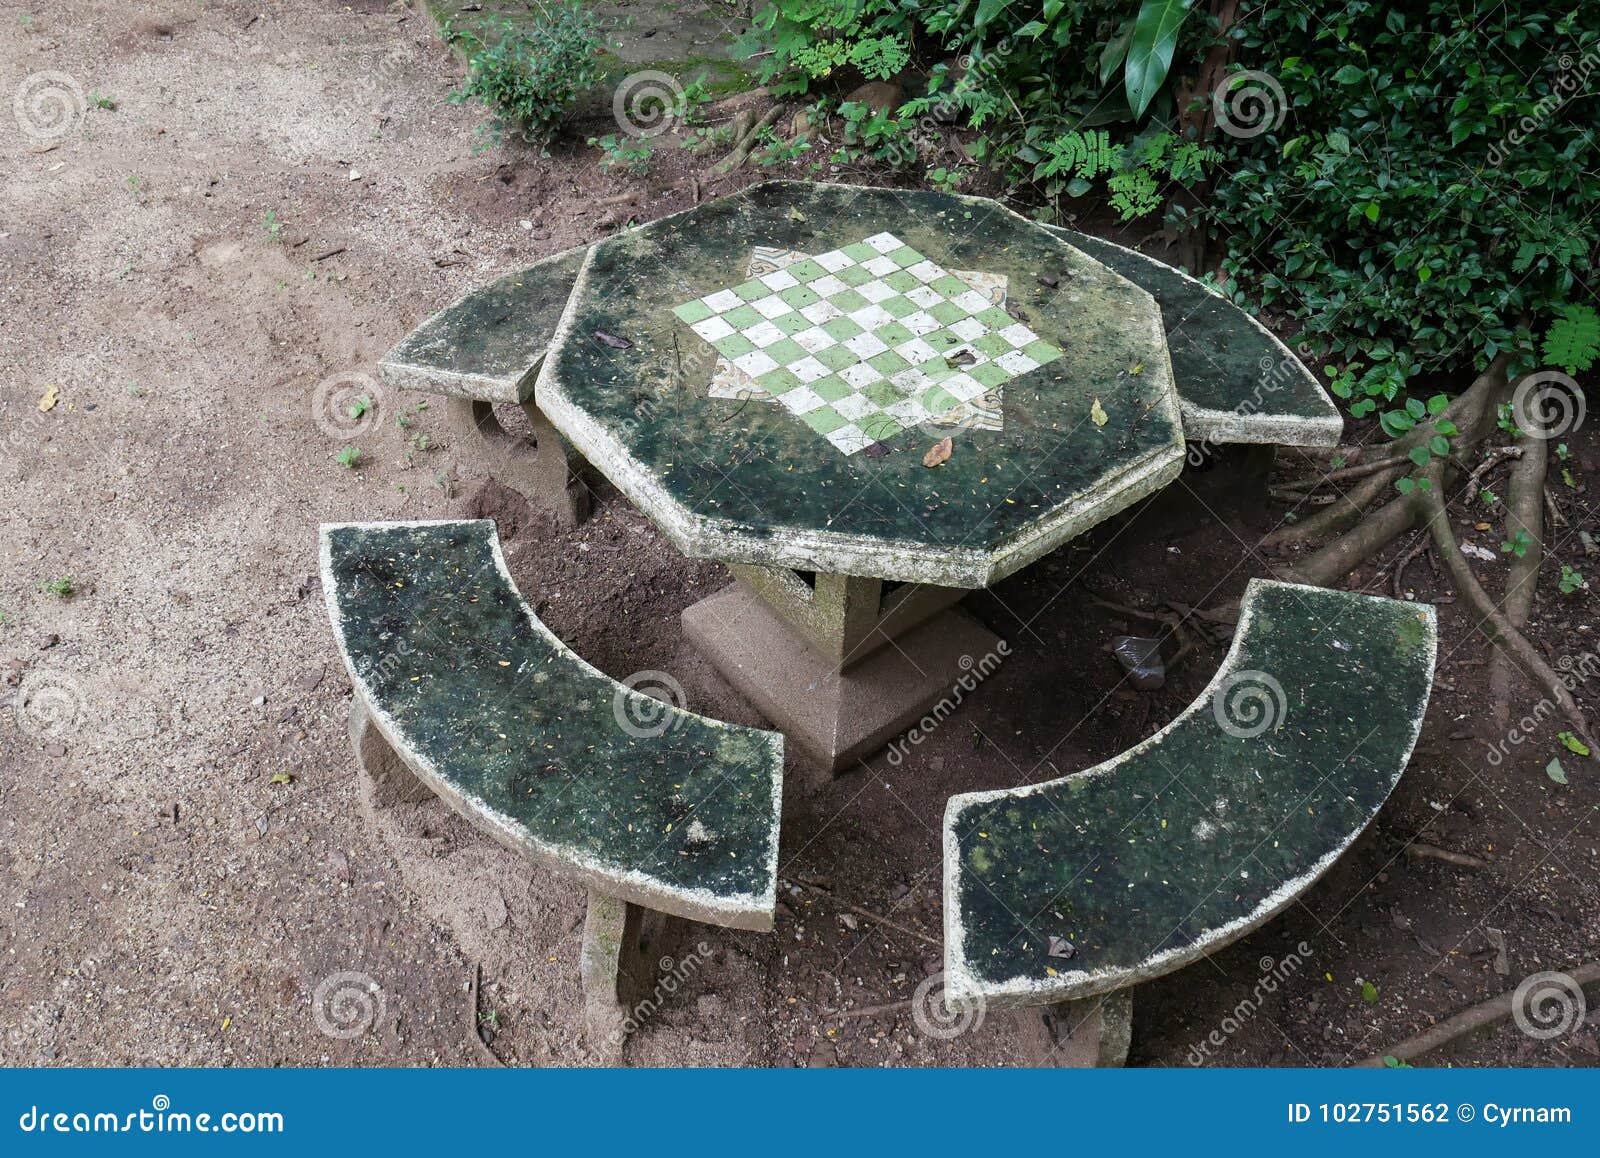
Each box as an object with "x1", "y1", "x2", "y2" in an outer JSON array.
[
  {"x1": 534, "y1": 183, "x2": 1188, "y2": 588},
  {"x1": 1042, "y1": 225, "x2": 1342, "y2": 448},
  {"x1": 319, "y1": 518, "x2": 782, "y2": 931},
  {"x1": 941, "y1": 578, "x2": 1437, "y2": 1010},
  {"x1": 377, "y1": 240, "x2": 594, "y2": 405}
]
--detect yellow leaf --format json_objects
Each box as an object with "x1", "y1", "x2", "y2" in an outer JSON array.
[
  {"x1": 1045, "y1": 967, "x2": 1059, "y2": 977},
  {"x1": 222, "y1": 1017, "x2": 232, "y2": 1030},
  {"x1": 922, "y1": 436, "x2": 953, "y2": 468},
  {"x1": 1090, "y1": 398, "x2": 1108, "y2": 426},
  {"x1": 38, "y1": 385, "x2": 60, "y2": 412}
]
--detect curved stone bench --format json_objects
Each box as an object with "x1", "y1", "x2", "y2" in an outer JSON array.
[
  {"x1": 942, "y1": 578, "x2": 1435, "y2": 1059},
  {"x1": 321, "y1": 518, "x2": 783, "y2": 1050}
]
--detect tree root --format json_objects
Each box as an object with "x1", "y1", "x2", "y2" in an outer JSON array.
[
  {"x1": 715, "y1": 104, "x2": 784, "y2": 173},
  {"x1": 1490, "y1": 443, "x2": 1547, "y2": 727},
  {"x1": 1355, "y1": 961, "x2": 1600, "y2": 1067}
]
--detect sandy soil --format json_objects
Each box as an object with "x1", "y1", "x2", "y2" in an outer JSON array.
[{"x1": 2, "y1": 0, "x2": 1596, "y2": 1069}]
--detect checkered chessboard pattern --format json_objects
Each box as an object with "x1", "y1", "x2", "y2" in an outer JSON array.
[{"x1": 673, "y1": 232, "x2": 1064, "y2": 455}]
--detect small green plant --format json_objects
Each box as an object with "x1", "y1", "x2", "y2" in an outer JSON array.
[
  {"x1": 1558, "y1": 730, "x2": 1590, "y2": 756},
  {"x1": 1382, "y1": 1055, "x2": 1413, "y2": 1069},
  {"x1": 1542, "y1": 303, "x2": 1600, "y2": 375},
  {"x1": 90, "y1": 91, "x2": 116, "y2": 110},
  {"x1": 753, "y1": 126, "x2": 810, "y2": 166},
  {"x1": 1560, "y1": 566, "x2": 1587, "y2": 596},
  {"x1": 588, "y1": 133, "x2": 653, "y2": 174},
  {"x1": 1360, "y1": 980, "x2": 1379, "y2": 1004},
  {"x1": 1478, "y1": 486, "x2": 1498, "y2": 506},
  {"x1": 1496, "y1": 401, "x2": 1524, "y2": 439},
  {"x1": 263, "y1": 210, "x2": 284, "y2": 243},
  {"x1": 0, "y1": 610, "x2": 10, "y2": 626},
  {"x1": 1501, "y1": 530, "x2": 1533, "y2": 558},
  {"x1": 335, "y1": 446, "x2": 362, "y2": 469},
  {"x1": 347, "y1": 395, "x2": 373, "y2": 421},
  {"x1": 125, "y1": 174, "x2": 140, "y2": 192},
  {"x1": 450, "y1": 7, "x2": 607, "y2": 148},
  {"x1": 38, "y1": 576, "x2": 75, "y2": 598}
]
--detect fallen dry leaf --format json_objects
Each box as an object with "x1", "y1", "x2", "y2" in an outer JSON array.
[
  {"x1": 1090, "y1": 397, "x2": 1108, "y2": 427},
  {"x1": 38, "y1": 385, "x2": 60, "y2": 412},
  {"x1": 922, "y1": 437, "x2": 953, "y2": 468}
]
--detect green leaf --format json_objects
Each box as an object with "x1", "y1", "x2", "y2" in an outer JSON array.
[
  {"x1": 1430, "y1": 435, "x2": 1450, "y2": 457},
  {"x1": 1427, "y1": 393, "x2": 1450, "y2": 415},
  {"x1": 1405, "y1": 397, "x2": 1426, "y2": 419},
  {"x1": 973, "y1": 0, "x2": 1009, "y2": 29},
  {"x1": 1363, "y1": 201, "x2": 1380, "y2": 223},
  {"x1": 1408, "y1": 446, "x2": 1431, "y2": 468},
  {"x1": 1361, "y1": 980, "x2": 1379, "y2": 1003},
  {"x1": 1559, "y1": 731, "x2": 1590, "y2": 757},
  {"x1": 1546, "y1": 757, "x2": 1568, "y2": 785},
  {"x1": 1124, "y1": 0, "x2": 1197, "y2": 119},
  {"x1": 1435, "y1": 420, "x2": 1459, "y2": 436},
  {"x1": 1333, "y1": 64, "x2": 1367, "y2": 85},
  {"x1": 1099, "y1": 19, "x2": 1134, "y2": 87},
  {"x1": 1395, "y1": 477, "x2": 1416, "y2": 495}
]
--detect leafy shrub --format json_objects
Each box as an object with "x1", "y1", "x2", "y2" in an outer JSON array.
[{"x1": 449, "y1": 6, "x2": 608, "y2": 146}]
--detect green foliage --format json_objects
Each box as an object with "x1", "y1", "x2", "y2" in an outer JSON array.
[
  {"x1": 449, "y1": 7, "x2": 607, "y2": 147},
  {"x1": 335, "y1": 446, "x2": 362, "y2": 469},
  {"x1": 1118, "y1": 0, "x2": 1199, "y2": 117},
  {"x1": 38, "y1": 576, "x2": 74, "y2": 599},
  {"x1": 1501, "y1": 530, "x2": 1533, "y2": 559},
  {"x1": 1558, "y1": 730, "x2": 1590, "y2": 755},
  {"x1": 262, "y1": 210, "x2": 284, "y2": 243},
  {"x1": 589, "y1": 133, "x2": 653, "y2": 173},
  {"x1": 1542, "y1": 304, "x2": 1600, "y2": 375},
  {"x1": 1560, "y1": 566, "x2": 1587, "y2": 597}
]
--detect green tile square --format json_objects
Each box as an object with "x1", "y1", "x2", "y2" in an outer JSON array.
[
  {"x1": 779, "y1": 284, "x2": 821, "y2": 309},
  {"x1": 880, "y1": 294, "x2": 918, "y2": 320},
  {"x1": 868, "y1": 350, "x2": 910, "y2": 376},
  {"x1": 835, "y1": 264, "x2": 873, "y2": 287},
  {"x1": 1024, "y1": 339, "x2": 1061, "y2": 364},
  {"x1": 733, "y1": 279, "x2": 769, "y2": 302},
  {"x1": 801, "y1": 404, "x2": 849, "y2": 435},
  {"x1": 821, "y1": 316, "x2": 863, "y2": 341},
  {"x1": 914, "y1": 357, "x2": 953, "y2": 384},
  {"x1": 859, "y1": 413, "x2": 903, "y2": 441},
  {"x1": 920, "y1": 385, "x2": 959, "y2": 415},
  {"x1": 840, "y1": 242, "x2": 876, "y2": 263},
  {"x1": 886, "y1": 245, "x2": 922, "y2": 269},
  {"x1": 875, "y1": 320, "x2": 913, "y2": 347},
  {"x1": 864, "y1": 380, "x2": 905, "y2": 408},
  {"x1": 826, "y1": 287, "x2": 868, "y2": 314},
  {"x1": 785, "y1": 258, "x2": 826, "y2": 282},
  {"x1": 816, "y1": 344, "x2": 859, "y2": 371},
  {"x1": 674, "y1": 299, "x2": 714, "y2": 324},
  {"x1": 970, "y1": 361, "x2": 1010, "y2": 388},
  {"x1": 773, "y1": 312, "x2": 810, "y2": 335},
  {"x1": 763, "y1": 337, "x2": 806, "y2": 365},
  {"x1": 759, "y1": 368, "x2": 802, "y2": 394},
  {"x1": 930, "y1": 274, "x2": 970, "y2": 298},
  {"x1": 976, "y1": 306, "x2": 1014, "y2": 330},
  {"x1": 929, "y1": 300, "x2": 968, "y2": 325},
  {"x1": 811, "y1": 376, "x2": 854, "y2": 403},
  {"x1": 713, "y1": 332, "x2": 756, "y2": 359},
  {"x1": 723, "y1": 303, "x2": 762, "y2": 330},
  {"x1": 924, "y1": 329, "x2": 964, "y2": 352},
  {"x1": 972, "y1": 332, "x2": 1012, "y2": 357},
  {"x1": 882, "y1": 269, "x2": 920, "y2": 293}
]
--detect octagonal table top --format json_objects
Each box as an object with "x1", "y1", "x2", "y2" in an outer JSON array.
[{"x1": 535, "y1": 181, "x2": 1185, "y2": 588}]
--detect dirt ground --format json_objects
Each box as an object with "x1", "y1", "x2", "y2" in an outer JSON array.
[{"x1": 1, "y1": 1, "x2": 1596, "y2": 1069}]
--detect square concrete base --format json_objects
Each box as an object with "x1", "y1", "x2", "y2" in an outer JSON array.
[{"x1": 683, "y1": 582, "x2": 1004, "y2": 773}]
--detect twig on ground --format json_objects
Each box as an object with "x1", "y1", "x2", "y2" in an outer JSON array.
[
  {"x1": 1404, "y1": 843, "x2": 1489, "y2": 869},
  {"x1": 467, "y1": 963, "x2": 506, "y2": 1068}
]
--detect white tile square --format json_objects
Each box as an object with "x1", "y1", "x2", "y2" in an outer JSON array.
[
  {"x1": 998, "y1": 322, "x2": 1037, "y2": 348},
  {"x1": 857, "y1": 279, "x2": 896, "y2": 303},
  {"x1": 809, "y1": 274, "x2": 847, "y2": 298},
  {"x1": 733, "y1": 349, "x2": 780, "y2": 377},
  {"x1": 839, "y1": 362, "x2": 883, "y2": 389},
  {"x1": 794, "y1": 327, "x2": 837, "y2": 354},
  {"x1": 907, "y1": 260, "x2": 943, "y2": 284},
  {"x1": 862, "y1": 254, "x2": 899, "y2": 278},
  {"x1": 905, "y1": 285, "x2": 942, "y2": 309},
  {"x1": 745, "y1": 320, "x2": 786, "y2": 348},
  {"x1": 752, "y1": 294, "x2": 793, "y2": 319},
  {"x1": 944, "y1": 372, "x2": 986, "y2": 401},
  {"x1": 849, "y1": 304, "x2": 894, "y2": 331},
  {"x1": 995, "y1": 350, "x2": 1041, "y2": 376},
  {"x1": 901, "y1": 311, "x2": 940, "y2": 337},
  {"x1": 883, "y1": 398, "x2": 925, "y2": 424},
  {"x1": 891, "y1": 367, "x2": 933, "y2": 393},
  {"x1": 863, "y1": 232, "x2": 902, "y2": 253},
  {"x1": 949, "y1": 289, "x2": 992, "y2": 315},
  {"x1": 800, "y1": 300, "x2": 843, "y2": 325},
  {"x1": 894, "y1": 337, "x2": 939, "y2": 365},
  {"x1": 703, "y1": 289, "x2": 743, "y2": 312},
  {"x1": 691, "y1": 316, "x2": 736, "y2": 343},
  {"x1": 814, "y1": 250, "x2": 854, "y2": 272},
  {"x1": 833, "y1": 392, "x2": 879, "y2": 420},
  {"x1": 825, "y1": 423, "x2": 876, "y2": 455},
  {"x1": 790, "y1": 356, "x2": 829, "y2": 383},
  {"x1": 948, "y1": 316, "x2": 987, "y2": 342},
  {"x1": 783, "y1": 385, "x2": 828, "y2": 414},
  {"x1": 758, "y1": 269, "x2": 800, "y2": 291},
  {"x1": 843, "y1": 331, "x2": 889, "y2": 359}
]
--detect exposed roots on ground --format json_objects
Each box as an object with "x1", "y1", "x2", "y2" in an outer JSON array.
[{"x1": 1267, "y1": 356, "x2": 1596, "y2": 752}]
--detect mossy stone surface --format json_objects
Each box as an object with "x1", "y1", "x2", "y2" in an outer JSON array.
[
  {"x1": 1049, "y1": 229, "x2": 1340, "y2": 446},
  {"x1": 322, "y1": 520, "x2": 781, "y2": 926},
  {"x1": 945, "y1": 579, "x2": 1436, "y2": 1007},
  {"x1": 538, "y1": 181, "x2": 1185, "y2": 587}
]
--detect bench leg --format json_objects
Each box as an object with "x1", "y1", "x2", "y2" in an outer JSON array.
[
  {"x1": 348, "y1": 697, "x2": 433, "y2": 808},
  {"x1": 579, "y1": 891, "x2": 674, "y2": 1063},
  {"x1": 1041, "y1": 991, "x2": 1133, "y2": 1067},
  {"x1": 446, "y1": 396, "x2": 590, "y2": 528}
]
